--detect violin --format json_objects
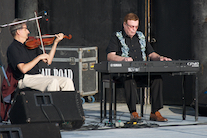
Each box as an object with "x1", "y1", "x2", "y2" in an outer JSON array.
[{"x1": 25, "y1": 34, "x2": 72, "y2": 49}]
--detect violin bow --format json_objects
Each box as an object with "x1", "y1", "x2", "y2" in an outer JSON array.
[
  {"x1": 0, "y1": 15, "x2": 43, "y2": 28},
  {"x1": 34, "y1": 11, "x2": 46, "y2": 54}
]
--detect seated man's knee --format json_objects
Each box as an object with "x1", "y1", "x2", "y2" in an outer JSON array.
[{"x1": 47, "y1": 79, "x2": 60, "y2": 91}]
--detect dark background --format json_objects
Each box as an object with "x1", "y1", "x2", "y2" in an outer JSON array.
[{"x1": 0, "y1": 0, "x2": 202, "y2": 105}]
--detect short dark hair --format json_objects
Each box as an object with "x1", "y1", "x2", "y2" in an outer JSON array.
[
  {"x1": 9, "y1": 19, "x2": 26, "y2": 37},
  {"x1": 123, "y1": 13, "x2": 139, "y2": 23}
]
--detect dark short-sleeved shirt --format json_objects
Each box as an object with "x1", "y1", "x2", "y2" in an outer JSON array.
[
  {"x1": 7, "y1": 39, "x2": 42, "y2": 80},
  {"x1": 106, "y1": 30, "x2": 154, "y2": 61}
]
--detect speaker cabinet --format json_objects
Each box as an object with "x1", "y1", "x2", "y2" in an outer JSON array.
[
  {"x1": 0, "y1": 123, "x2": 61, "y2": 138},
  {"x1": 9, "y1": 91, "x2": 85, "y2": 130}
]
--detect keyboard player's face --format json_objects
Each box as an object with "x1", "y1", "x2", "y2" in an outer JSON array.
[{"x1": 124, "y1": 20, "x2": 139, "y2": 38}]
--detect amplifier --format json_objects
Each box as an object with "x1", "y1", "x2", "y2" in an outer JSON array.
[{"x1": 9, "y1": 91, "x2": 84, "y2": 130}]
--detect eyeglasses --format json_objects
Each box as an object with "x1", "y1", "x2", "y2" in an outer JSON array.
[
  {"x1": 19, "y1": 27, "x2": 28, "y2": 30},
  {"x1": 126, "y1": 23, "x2": 138, "y2": 29},
  {"x1": 11, "y1": 26, "x2": 28, "y2": 32}
]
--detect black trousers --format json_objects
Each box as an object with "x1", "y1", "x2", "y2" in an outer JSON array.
[{"x1": 115, "y1": 75, "x2": 163, "y2": 113}]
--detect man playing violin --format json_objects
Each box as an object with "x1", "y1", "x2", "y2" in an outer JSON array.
[{"x1": 7, "y1": 19, "x2": 75, "y2": 92}]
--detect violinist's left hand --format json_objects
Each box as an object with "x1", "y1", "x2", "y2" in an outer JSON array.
[{"x1": 54, "y1": 33, "x2": 64, "y2": 44}]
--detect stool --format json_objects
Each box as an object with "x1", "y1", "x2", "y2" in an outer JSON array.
[{"x1": 100, "y1": 79, "x2": 148, "y2": 122}]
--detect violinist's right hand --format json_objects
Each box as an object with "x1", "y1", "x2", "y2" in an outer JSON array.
[
  {"x1": 38, "y1": 53, "x2": 49, "y2": 63},
  {"x1": 17, "y1": 53, "x2": 50, "y2": 74}
]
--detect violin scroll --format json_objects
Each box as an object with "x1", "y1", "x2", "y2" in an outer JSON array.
[{"x1": 64, "y1": 34, "x2": 72, "y2": 40}]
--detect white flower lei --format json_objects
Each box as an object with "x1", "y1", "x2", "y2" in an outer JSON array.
[{"x1": 116, "y1": 31, "x2": 146, "y2": 61}]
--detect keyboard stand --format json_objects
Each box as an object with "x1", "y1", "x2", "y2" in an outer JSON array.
[{"x1": 100, "y1": 72, "x2": 199, "y2": 123}]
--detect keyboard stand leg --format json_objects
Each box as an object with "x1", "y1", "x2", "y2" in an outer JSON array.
[
  {"x1": 103, "y1": 81, "x2": 107, "y2": 121},
  {"x1": 195, "y1": 74, "x2": 198, "y2": 121},
  {"x1": 100, "y1": 80, "x2": 103, "y2": 122},
  {"x1": 113, "y1": 82, "x2": 116, "y2": 121},
  {"x1": 140, "y1": 88, "x2": 144, "y2": 117},
  {"x1": 109, "y1": 74, "x2": 113, "y2": 123},
  {"x1": 182, "y1": 75, "x2": 186, "y2": 120}
]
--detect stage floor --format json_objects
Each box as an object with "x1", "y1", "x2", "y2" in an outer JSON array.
[{"x1": 61, "y1": 102, "x2": 207, "y2": 138}]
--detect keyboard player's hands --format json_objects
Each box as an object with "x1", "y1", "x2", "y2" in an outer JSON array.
[
  {"x1": 160, "y1": 56, "x2": 172, "y2": 61},
  {"x1": 123, "y1": 57, "x2": 133, "y2": 61}
]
